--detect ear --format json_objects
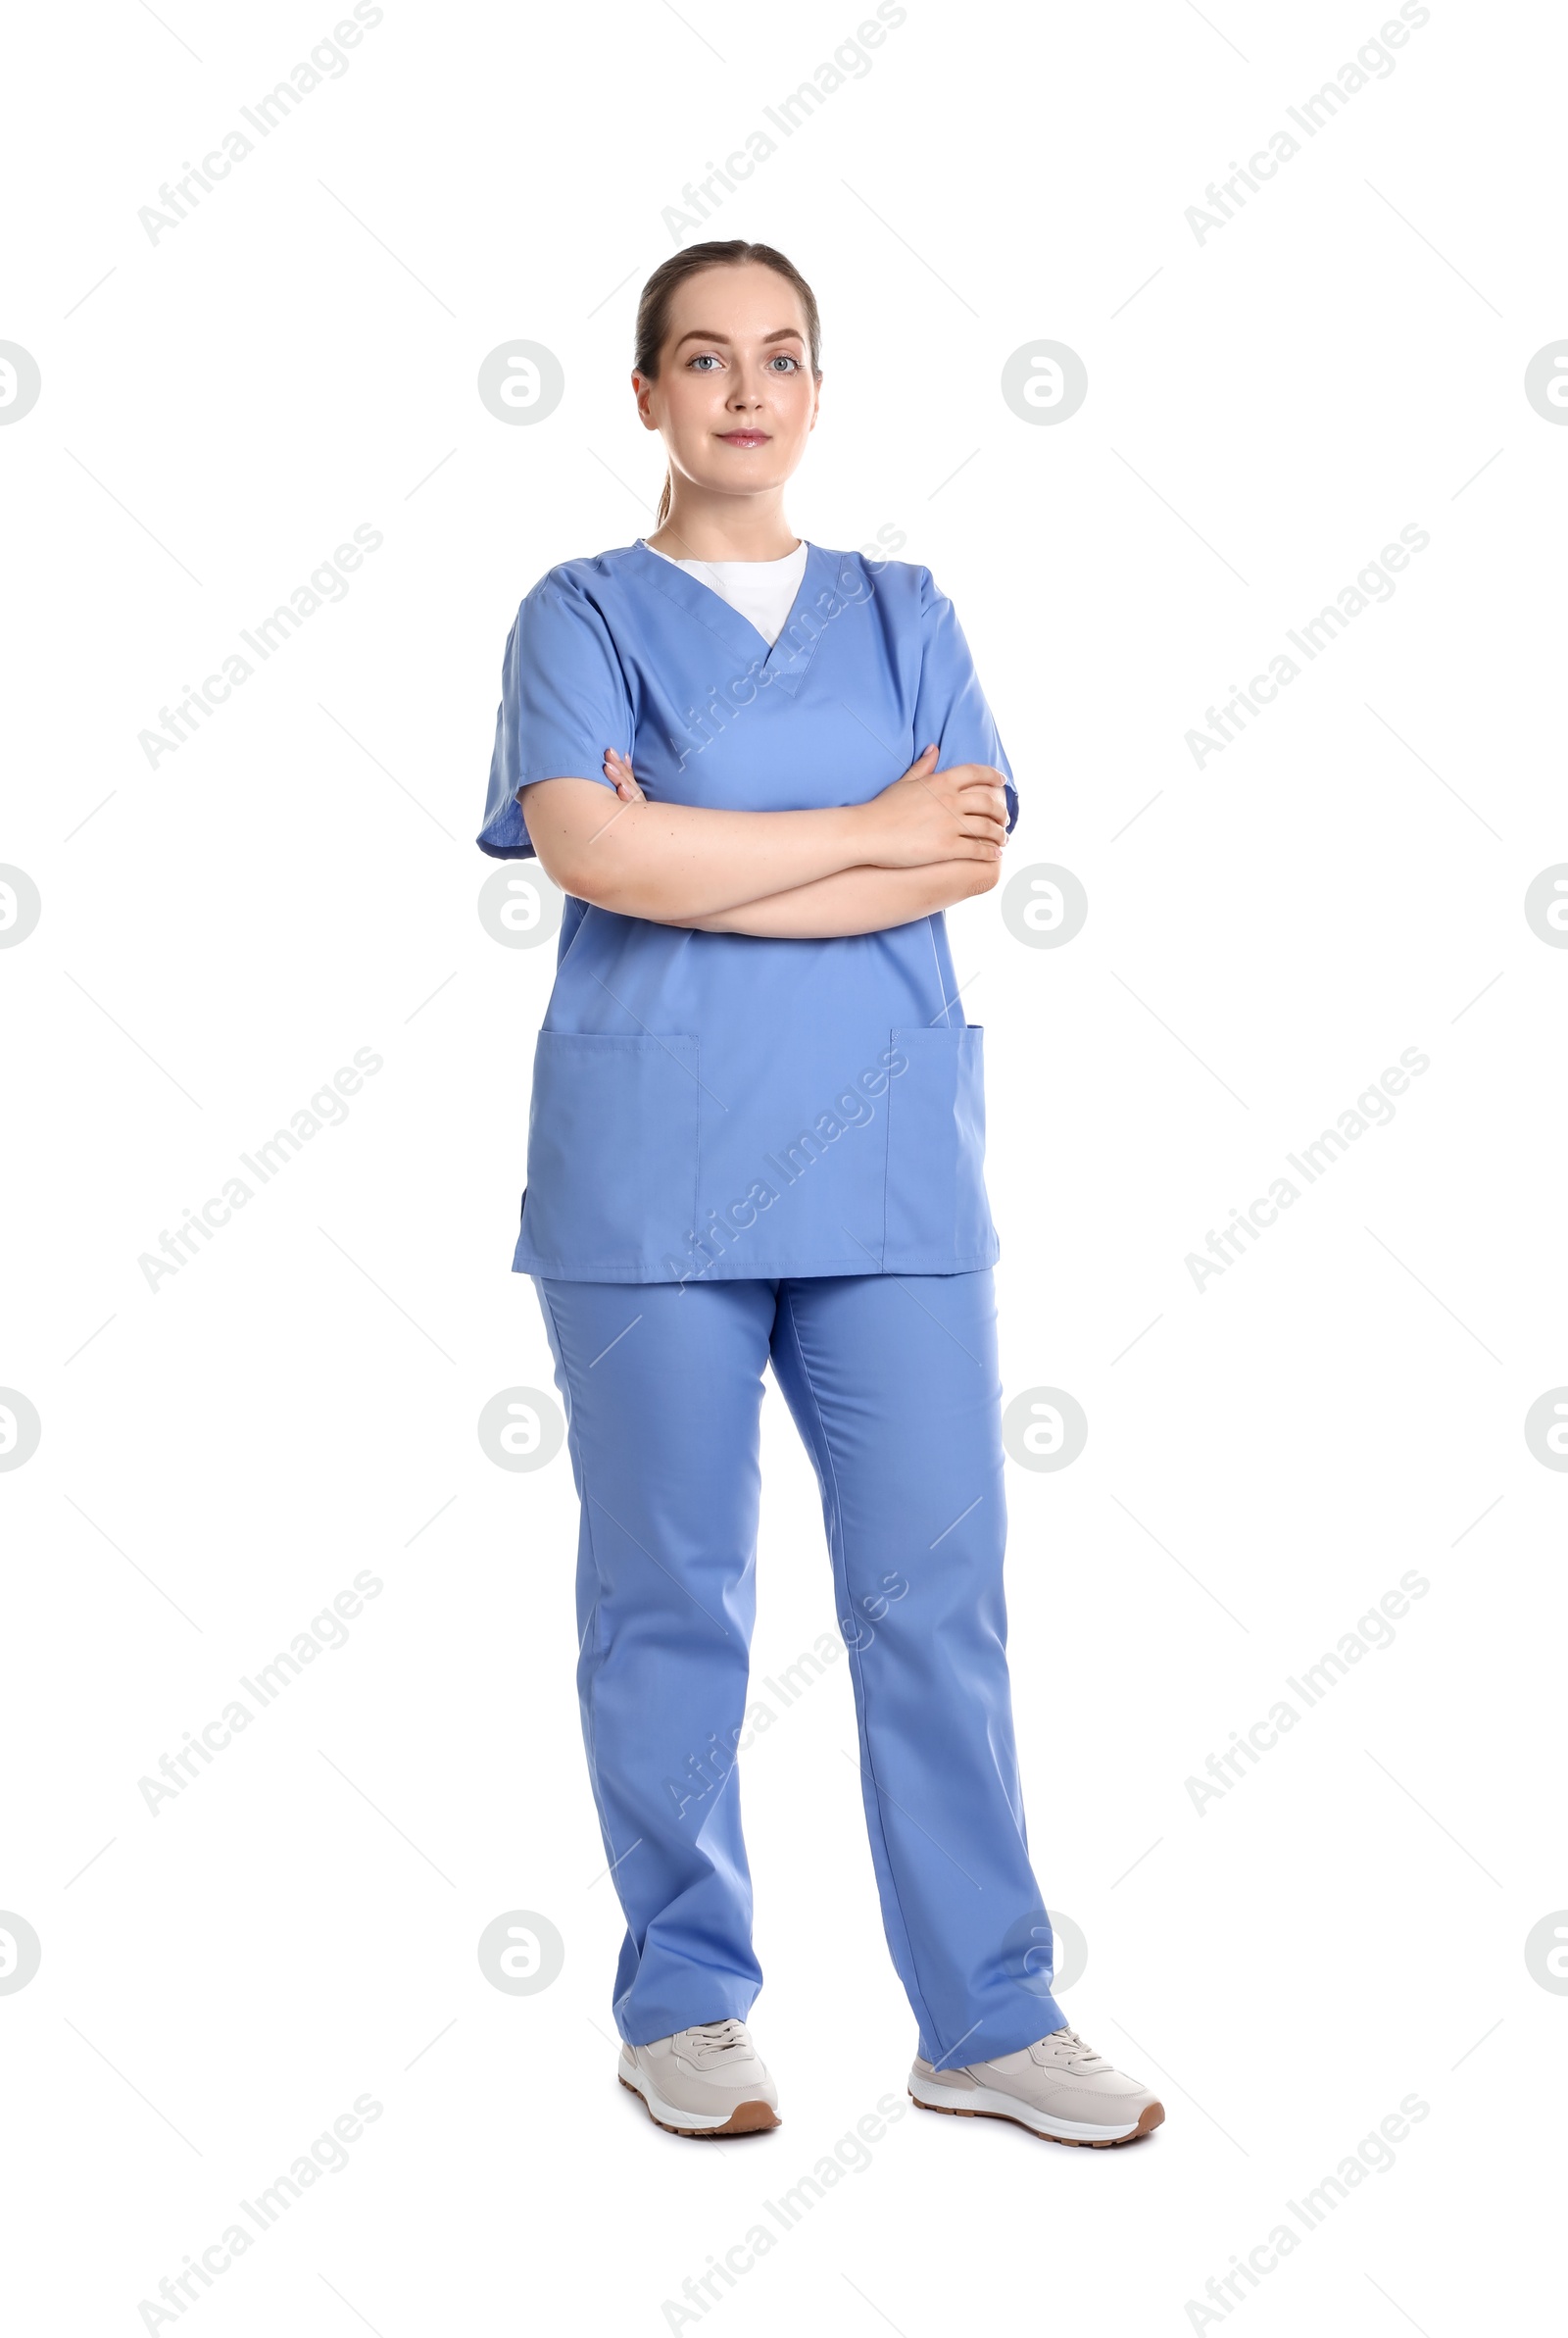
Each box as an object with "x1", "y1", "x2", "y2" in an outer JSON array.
[{"x1": 631, "y1": 373, "x2": 660, "y2": 431}]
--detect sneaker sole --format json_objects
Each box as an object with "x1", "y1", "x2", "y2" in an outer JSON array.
[
  {"x1": 907, "y1": 2078, "x2": 1164, "y2": 2148},
  {"x1": 618, "y1": 2071, "x2": 780, "y2": 2139}
]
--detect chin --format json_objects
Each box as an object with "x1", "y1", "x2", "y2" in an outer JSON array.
[{"x1": 703, "y1": 465, "x2": 789, "y2": 492}]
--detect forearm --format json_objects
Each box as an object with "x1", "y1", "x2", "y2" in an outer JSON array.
[
  {"x1": 680, "y1": 859, "x2": 1000, "y2": 938},
  {"x1": 519, "y1": 780, "x2": 875, "y2": 921}
]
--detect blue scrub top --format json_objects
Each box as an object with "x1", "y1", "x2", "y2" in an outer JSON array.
[{"x1": 477, "y1": 539, "x2": 1018, "y2": 1283}]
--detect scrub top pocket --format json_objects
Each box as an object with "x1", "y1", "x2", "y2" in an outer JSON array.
[
  {"x1": 884, "y1": 1025, "x2": 997, "y2": 1270},
  {"x1": 515, "y1": 1031, "x2": 701, "y2": 1278}
]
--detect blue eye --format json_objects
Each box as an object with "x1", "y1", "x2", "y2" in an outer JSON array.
[
  {"x1": 689, "y1": 353, "x2": 721, "y2": 371},
  {"x1": 769, "y1": 355, "x2": 800, "y2": 372}
]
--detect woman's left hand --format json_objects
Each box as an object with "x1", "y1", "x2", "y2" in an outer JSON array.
[{"x1": 603, "y1": 747, "x2": 646, "y2": 803}]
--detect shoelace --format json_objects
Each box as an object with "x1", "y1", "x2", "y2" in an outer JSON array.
[
  {"x1": 680, "y1": 2018, "x2": 750, "y2": 2056},
  {"x1": 1043, "y1": 2026, "x2": 1106, "y2": 2069}
]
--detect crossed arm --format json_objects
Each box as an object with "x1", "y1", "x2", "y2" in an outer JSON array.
[{"x1": 516, "y1": 744, "x2": 1011, "y2": 939}]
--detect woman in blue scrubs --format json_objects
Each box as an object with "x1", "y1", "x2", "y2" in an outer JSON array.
[{"x1": 478, "y1": 241, "x2": 1163, "y2": 2150}]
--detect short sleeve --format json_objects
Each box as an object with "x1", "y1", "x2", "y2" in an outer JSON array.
[
  {"x1": 476, "y1": 577, "x2": 635, "y2": 860},
  {"x1": 910, "y1": 569, "x2": 1018, "y2": 834}
]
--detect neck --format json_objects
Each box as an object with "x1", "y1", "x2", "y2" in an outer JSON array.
[{"x1": 648, "y1": 489, "x2": 800, "y2": 564}]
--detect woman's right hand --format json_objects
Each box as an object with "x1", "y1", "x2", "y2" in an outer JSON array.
[{"x1": 857, "y1": 744, "x2": 1009, "y2": 868}]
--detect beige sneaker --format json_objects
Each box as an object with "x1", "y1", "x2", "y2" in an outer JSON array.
[
  {"x1": 618, "y1": 2017, "x2": 781, "y2": 2138},
  {"x1": 909, "y1": 2027, "x2": 1164, "y2": 2147}
]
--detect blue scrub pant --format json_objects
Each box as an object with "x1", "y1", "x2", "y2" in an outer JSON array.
[{"x1": 532, "y1": 1268, "x2": 1067, "y2": 2066}]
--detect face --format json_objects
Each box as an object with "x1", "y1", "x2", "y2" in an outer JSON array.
[{"x1": 634, "y1": 262, "x2": 820, "y2": 505}]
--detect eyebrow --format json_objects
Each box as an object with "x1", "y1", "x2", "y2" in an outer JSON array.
[{"x1": 669, "y1": 326, "x2": 806, "y2": 351}]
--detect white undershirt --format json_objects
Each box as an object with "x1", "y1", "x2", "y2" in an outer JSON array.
[{"x1": 645, "y1": 539, "x2": 808, "y2": 647}]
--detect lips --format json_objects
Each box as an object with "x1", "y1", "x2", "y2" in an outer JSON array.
[{"x1": 717, "y1": 431, "x2": 769, "y2": 446}]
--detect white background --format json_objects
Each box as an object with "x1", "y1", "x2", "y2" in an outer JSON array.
[{"x1": 3, "y1": 0, "x2": 1563, "y2": 2330}]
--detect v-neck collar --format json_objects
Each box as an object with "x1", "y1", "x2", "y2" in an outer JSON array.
[{"x1": 632, "y1": 536, "x2": 830, "y2": 697}]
